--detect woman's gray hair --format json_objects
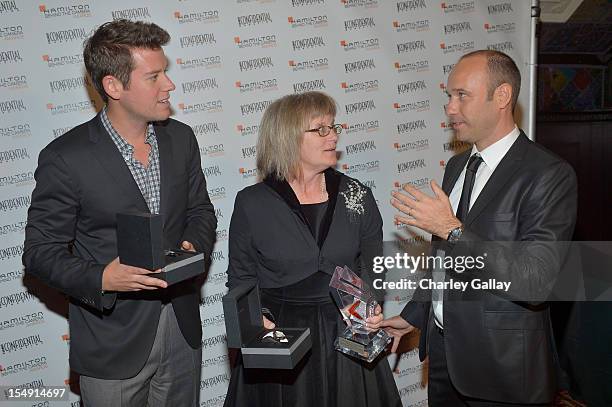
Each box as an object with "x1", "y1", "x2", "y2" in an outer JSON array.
[{"x1": 256, "y1": 91, "x2": 337, "y2": 181}]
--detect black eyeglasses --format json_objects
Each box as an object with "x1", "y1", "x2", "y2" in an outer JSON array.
[{"x1": 305, "y1": 124, "x2": 343, "y2": 137}]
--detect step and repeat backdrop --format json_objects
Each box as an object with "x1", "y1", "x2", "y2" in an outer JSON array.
[{"x1": 0, "y1": 1, "x2": 532, "y2": 405}]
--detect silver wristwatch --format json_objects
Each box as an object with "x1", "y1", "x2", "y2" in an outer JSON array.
[{"x1": 447, "y1": 225, "x2": 464, "y2": 244}]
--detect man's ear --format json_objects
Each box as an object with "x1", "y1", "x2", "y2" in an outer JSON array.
[
  {"x1": 494, "y1": 83, "x2": 512, "y2": 110},
  {"x1": 102, "y1": 75, "x2": 122, "y2": 100}
]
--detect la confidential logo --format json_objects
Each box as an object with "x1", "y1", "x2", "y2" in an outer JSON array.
[
  {"x1": 292, "y1": 35, "x2": 326, "y2": 51},
  {"x1": 397, "y1": 80, "x2": 427, "y2": 94},
  {"x1": 111, "y1": 7, "x2": 151, "y2": 20},
  {"x1": 45, "y1": 27, "x2": 89, "y2": 44},
  {"x1": 0, "y1": 49, "x2": 22, "y2": 64},
  {"x1": 49, "y1": 76, "x2": 90, "y2": 93},
  {"x1": 397, "y1": 40, "x2": 426, "y2": 54},
  {"x1": 345, "y1": 140, "x2": 376, "y2": 155},
  {"x1": 181, "y1": 78, "x2": 219, "y2": 94},
  {"x1": 293, "y1": 78, "x2": 325, "y2": 93},
  {"x1": 240, "y1": 100, "x2": 273, "y2": 116},
  {"x1": 397, "y1": 119, "x2": 427, "y2": 134},
  {"x1": 179, "y1": 33, "x2": 216, "y2": 48},
  {"x1": 192, "y1": 121, "x2": 221, "y2": 136},
  {"x1": 0, "y1": 195, "x2": 30, "y2": 212},
  {"x1": 488, "y1": 2, "x2": 513, "y2": 14},
  {"x1": 444, "y1": 21, "x2": 472, "y2": 35},
  {"x1": 0, "y1": 289, "x2": 33, "y2": 309},
  {"x1": 0, "y1": 99, "x2": 26, "y2": 114},
  {"x1": 0, "y1": 1, "x2": 19, "y2": 13},
  {"x1": 396, "y1": 0, "x2": 426, "y2": 12},
  {"x1": 0, "y1": 147, "x2": 29, "y2": 164},
  {"x1": 237, "y1": 12, "x2": 272, "y2": 27},
  {"x1": 238, "y1": 56, "x2": 273, "y2": 72},
  {"x1": 397, "y1": 158, "x2": 426, "y2": 173},
  {"x1": 345, "y1": 99, "x2": 376, "y2": 115},
  {"x1": 344, "y1": 58, "x2": 376, "y2": 73},
  {"x1": 344, "y1": 16, "x2": 375, "y2": 31},
  {"x1": 487, "y1": 41, "x2": 514, "y2": 53}
]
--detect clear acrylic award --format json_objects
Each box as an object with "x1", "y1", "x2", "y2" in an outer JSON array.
[{"x1": 329, "y1": 266, "x2": 392, "y2": 363}]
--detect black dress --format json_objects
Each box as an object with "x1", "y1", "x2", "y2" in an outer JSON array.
[{"x1": 224, "y1": 200, "x2": 401, "y2": 407}]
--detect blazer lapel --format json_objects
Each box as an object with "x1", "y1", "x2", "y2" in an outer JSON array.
[
  {"x1": 443, "y1": 150, "x2": 470, "y2": 195},
  {"x1": 464, "y1": 132, "x2": 529, "y2": 226},
  {"x1": 154, "y1": 123, "x2": 172, "y2": 218},
  {"x1": 87, "y1": 115, "x2": 149, "y2": 212},
  {"x1": 317, "y1": 168, "x2": 341, "y2": 248}
]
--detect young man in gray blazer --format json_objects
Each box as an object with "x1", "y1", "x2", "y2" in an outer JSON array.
[
  {"x1": 371, "y1": 50, "x2": 577, "y2": 405},
  {"x1": 23, "y1": 20, "x2": 216, "y2": 406}
]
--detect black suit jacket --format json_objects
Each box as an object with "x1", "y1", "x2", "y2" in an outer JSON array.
[
  {"x1": 226, "y1": 168, "x2": 383, "y2": 296},
  {"x1": 401, "y1": 132, "x2": 577, "y2": 403},
  {"x1": 23, "y1": 113, "x2": 216, "y2": 379}
]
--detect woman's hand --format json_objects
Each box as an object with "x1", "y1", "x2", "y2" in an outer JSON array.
[{"x1": 365, "y1": 304, "x2": 383, "y2": 331}]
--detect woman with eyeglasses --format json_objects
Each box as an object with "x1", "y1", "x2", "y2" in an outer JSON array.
[{"x1": 224, "y1": 92, "x2": 401, "y2": 407}]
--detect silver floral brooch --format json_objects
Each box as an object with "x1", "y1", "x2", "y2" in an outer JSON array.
[{"x1": 340, "y1": 180, "x2": 366, "y2": 216}]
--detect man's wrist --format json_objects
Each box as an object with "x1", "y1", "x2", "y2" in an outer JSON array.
[{"x1": 442, "y1": 219, "x2": 463, "y2": 241}]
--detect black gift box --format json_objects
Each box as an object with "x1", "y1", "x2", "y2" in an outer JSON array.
[
  {"x1": 154, "y1": 249, "x2": 205, "y2": 285},
  {"x1": 116, "y1": 212, "x2": 205, "y2": 285},
  {"x1": 116, "y1": 212, "x2": 164, "y2": 270},
  {"x1": 223, "y1": 282, "x2": 311, "y2": 369}
]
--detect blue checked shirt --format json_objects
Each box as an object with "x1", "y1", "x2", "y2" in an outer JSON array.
[{"x1": 100, "y1": 108, "x2": 161, "y2": 214}]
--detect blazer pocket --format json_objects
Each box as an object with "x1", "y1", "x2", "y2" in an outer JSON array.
[
  {"x1": 484, "y1": 212, "x2": 515, "y2": 222},
  {"x1": 484, "y1": 311, "x2": 545, "y2": 330}
]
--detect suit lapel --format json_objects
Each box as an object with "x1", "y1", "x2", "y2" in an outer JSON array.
[
  {"x1": 443, "y1": 150, "x2": 470, "y2": 195},
  {"x1": 464, "y1": 132, "x2": 529, "y2": 226},
  {"x1": 154, "y1": 123, "x2": 172, "y2": 218},
  {"x1": 317, "y1": 168, "x2": 340, "y2": 248},
  {"x1": 87, "y1": 115, "x2": 149, "y2": 212}
]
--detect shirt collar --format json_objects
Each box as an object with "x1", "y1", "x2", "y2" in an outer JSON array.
[
  {"x1": 471, "y1": 125, "x2": 520, "y2": 172},
  {"x1": 100, "y1": 106, "x2": 157, "y2": 154}
]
